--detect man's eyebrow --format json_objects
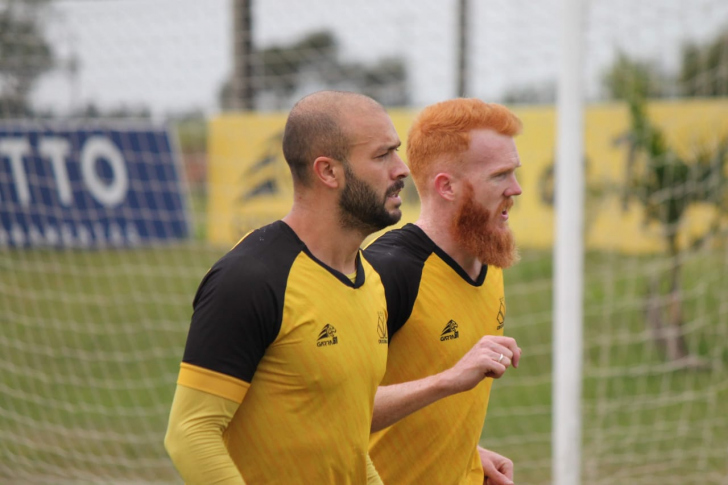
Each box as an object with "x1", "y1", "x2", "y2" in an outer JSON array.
[
  {"x1": 494, "y1": 162, "x2": 521, "y2": 173},
  {"x1": 375, "y1": 141, "x2": 402, "y2": 153}
]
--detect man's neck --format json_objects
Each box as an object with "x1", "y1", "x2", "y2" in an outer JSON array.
[
  {"x1": 415, "y1": 217, "x2": 483, "y2": 281},
  {"x1": 283, "y1": 203, "x2": 365, "y2": 275}
]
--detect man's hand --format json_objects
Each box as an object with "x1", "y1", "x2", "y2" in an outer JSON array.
[
  {"x1": 478, "y1": 446, "x2": 514, "y2": 485},
  {"x1": 371, "y1": 336, "x2": 521, "y2": 432},
  {"x1": 441, "y1": 336, "x2": 521, "y2": 393}
]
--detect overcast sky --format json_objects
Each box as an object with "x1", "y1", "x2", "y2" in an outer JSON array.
[{"x1": 32, "y1": 0, "x2": 728, "y2": 117}]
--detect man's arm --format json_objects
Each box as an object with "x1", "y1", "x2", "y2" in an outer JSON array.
[
  {"x1": 371, "y1": 335, "x2": 521, "y2": 432},
  {"x1": 165, "y1": 385, "x2": 246, "y2": 485},
  {"x1": 478, "y1": 446, "x2": 514, "y2": 485}
]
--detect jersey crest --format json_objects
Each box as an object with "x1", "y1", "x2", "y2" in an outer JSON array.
[
  {"x1": 440, "y1": 319, "x2": 460, "y2": 341},
  {"x1": 316, "y1": 324, "x2": 338, "y2": 347},
  {"x1": 377, "y1": 311, "x2": 388, "y2": 344},
  {"x1": 497, "y1": 297, "x2": 506, "y2": 330}
]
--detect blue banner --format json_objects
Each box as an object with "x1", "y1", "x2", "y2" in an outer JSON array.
[{"x1": 0, "y1": 123, "x2": 190, "y2": 248}]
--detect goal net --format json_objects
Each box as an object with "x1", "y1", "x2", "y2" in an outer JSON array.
[{"x1": 1, "y1": 0, "x2": 726, "y2": 483}]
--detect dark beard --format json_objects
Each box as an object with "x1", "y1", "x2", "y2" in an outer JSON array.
[
  {"x1": 339, "y1": 163, "x2": 404, "y2": 234},
  {"x1": 450, "y1": 182, "x2": 519, "y2": 269}
]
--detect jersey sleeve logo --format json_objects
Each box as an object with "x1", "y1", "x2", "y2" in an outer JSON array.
[
  {"x1": 317, "y1": 324, "x2": 339, "y2": 347},
  {"x1": 497, "y1": 297, "x2": 506, "y2": 330},
  {"x1": 440, "y1": 319, "x2": 460, "y2": 341},
  {"x1": 377, "y1": 311, "x2": 388, "y2": 344}
]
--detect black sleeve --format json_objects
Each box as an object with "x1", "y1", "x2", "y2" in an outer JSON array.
[
  {"x1": 364, "y1": 234, "x2": 428, "y2": 339},
  {"x1": 182, "y1": 254, "x2": 285, "y2": 383}
]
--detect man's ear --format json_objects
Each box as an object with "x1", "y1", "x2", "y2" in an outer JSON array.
[
  {"x1": 312, "y1": 156, "x2": 344, "y2": 189},
  {"x1": 433, "y1": 172, "x2": 457, "y2": 201}
]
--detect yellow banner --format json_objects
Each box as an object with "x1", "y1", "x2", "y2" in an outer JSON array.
[{"x1": 208, "y1": 100, "x2": 728, "y2": 253}]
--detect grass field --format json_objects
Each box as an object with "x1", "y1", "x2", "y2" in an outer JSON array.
[
  {"x1": 0, "y1": 244, "x2": 224, "y2": 484},
  {"x1": 484, "y1": 249, "x2": 728, "y2": 484},
  {"x1": 1, "y1": 244, "x2": 726, "y2": 484}
]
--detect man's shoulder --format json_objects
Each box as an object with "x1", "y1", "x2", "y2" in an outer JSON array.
[
  {"x1": 364, "y1": 224, "x2": 433, "y2": 268},
  {"x1": 363, "y1": 225, "x2": 432, "y2": 334},
  {"x1": 363, "y1": 224, "x2": 431, "y2": 302},
  {"x1": 211, "y1": 221, "x2": 304, "y2": 284}
]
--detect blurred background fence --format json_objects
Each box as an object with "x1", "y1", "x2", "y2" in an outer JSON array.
[{"x1": 1, "y1": 0, "x2": 727, "y2": 483}]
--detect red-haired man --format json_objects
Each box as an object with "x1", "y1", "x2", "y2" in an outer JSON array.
[{"x1": 366, "y1": 98, "x2": 524, "y2": 485}]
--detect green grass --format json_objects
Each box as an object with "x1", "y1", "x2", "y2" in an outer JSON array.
[
  {"x1": 483, "y1": 250, "x2": 728, "y2": 484},
  {"x1": 1, "y1": 245, "x2": 726, "y2": 483},
  {"x1": 0, "y1": 244, "x2": 226, "y2": 483}
]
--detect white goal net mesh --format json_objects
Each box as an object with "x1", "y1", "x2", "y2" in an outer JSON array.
[{"x1": 1, "y1": 0, "x2": 726, "y2": 483}]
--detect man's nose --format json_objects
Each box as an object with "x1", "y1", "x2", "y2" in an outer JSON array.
[
  {"x1": 507, "y1": 177, "x2": 522, "y2": 197},
  {"x1": 393, "y1": 152, "x2": 410, "y2": 179}
]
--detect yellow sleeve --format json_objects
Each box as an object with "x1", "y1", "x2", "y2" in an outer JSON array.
[
  {"x1": 366, "y1": 453, "x2": 384, "y2": 485},
  {"x1": 164, "y1": 384, "x2": 247, "y2": 485}
]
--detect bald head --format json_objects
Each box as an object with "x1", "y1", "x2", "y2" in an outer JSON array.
[{"x1": 282, "y1": 91, "x2": 386, "y2": 186}]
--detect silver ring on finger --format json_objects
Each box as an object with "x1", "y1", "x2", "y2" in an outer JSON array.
[{"x1": 498, "y1": 353, "x2": 504, "y2": 363}]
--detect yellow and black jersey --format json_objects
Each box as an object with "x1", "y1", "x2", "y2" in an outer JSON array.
[
  {"x1": 178, "y1": 220, "x2": 389, "y2": 484},
  {"x1": 365, "y1": 224, "x2": 507, "y2": 485}
]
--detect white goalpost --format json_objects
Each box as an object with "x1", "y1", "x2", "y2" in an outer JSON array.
[{"x1": 553, "y1": 0, "x2": 585, "y2": 483}]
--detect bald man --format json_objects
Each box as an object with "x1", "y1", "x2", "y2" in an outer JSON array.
[{"x1": 165, "y1": 91, "x2": 409, "y2": 484}]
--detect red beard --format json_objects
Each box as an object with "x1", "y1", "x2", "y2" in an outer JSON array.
[{"x1": 450, "y1": 183, "x2": 519, "y2": 269}]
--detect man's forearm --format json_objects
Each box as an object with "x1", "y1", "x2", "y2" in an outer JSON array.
[
  {"x1": 165, "y1": 384, "x2": 245, "y2": 485},
  {"x1": 371, "y1": 372, "x2": 452, "y2": 432}
]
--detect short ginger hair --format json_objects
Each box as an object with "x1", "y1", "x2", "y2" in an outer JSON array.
[{"x1": 406, "y1": 98, "x2": 522, "y2": 188}]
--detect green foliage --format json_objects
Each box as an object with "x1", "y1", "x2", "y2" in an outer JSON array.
[
  {"x1": 0, "y1": 0, "x2": 54, "y2": 117},
  {"x1": 70, "y1": 102, "x2": 151, "y2": 120},
  {"x1": 501, "y1": 81, "x2": 556, "y2": 105},
  {"x1": 621, "y1": 96, "x2": 728, "y2": 254},
  {"x1": 259, "y1": 31, "x2": 338, "y2": 97},
  {"x1": 606, "y1": 51, "x2": 727, "y2": 367},
  {"x1": 603, "y1": 52, "x2": 668, "y2": 100},
  {"x1": 220, "y1": 30, "x2": 409, "y2": 109},
  {"x1": 608, "y1": 54, "x2": 728, "y2": 254},
  {"x1": 680, "y1": 29, "x2": 728, "y2": 97},
  {"x1": 601, "y1": 27, "x2": 728, "y2": 101},
  {"x1": 174, "y1": 118, "x2": 207, "y2": 154}
]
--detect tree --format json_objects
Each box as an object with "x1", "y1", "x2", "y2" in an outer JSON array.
[
  {"x1": 607, "y1": 54, "x2": 728, "y2": 366},
  {"x1": 219, "y1": 30, "x2": 409, "y2": 110},
  {"x1": 501, "y1": 81, "x2": 556, "y2": 105},
  {"x1": 601, "y1": 29, "x2": 728, "y2": 101},
  {"x1": 602, "y1": 52, "x2": 671, "y2": 100},
  {"x1": 679, "y1": 29, "x2": 728, "y2": 97},
  {"x1": 0, "y1": 0, "x2": 54, "y2": 117},
  {"x1": 258, "y1": 31, "x2": 338, "y2": 101}
]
